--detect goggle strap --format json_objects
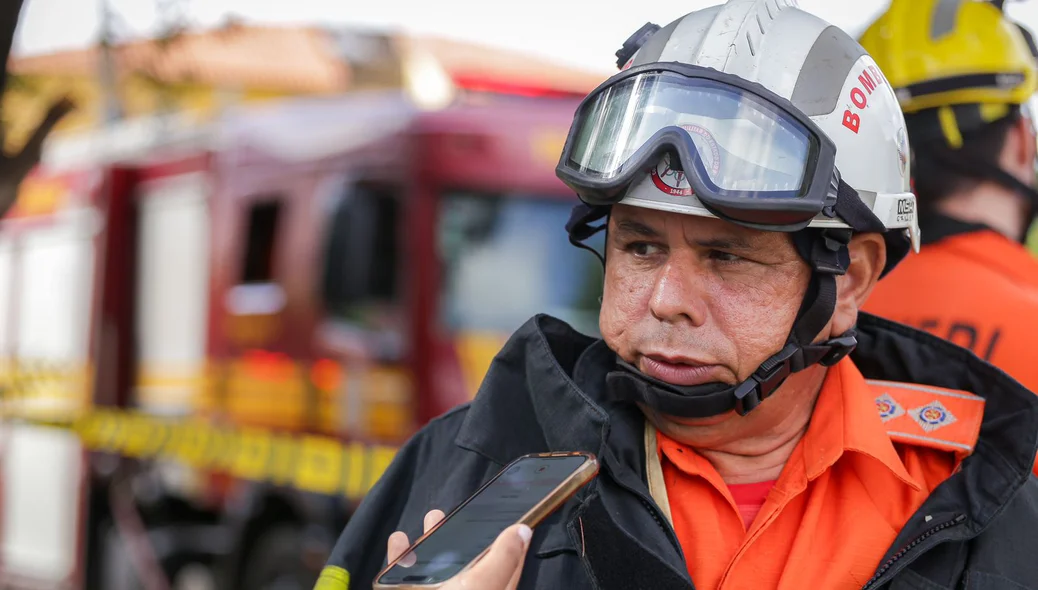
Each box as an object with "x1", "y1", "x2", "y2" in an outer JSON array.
[
  {"x1": 833, "y1": 178, "x2": 887, "y2": 233},
  {"x1": 565, "y1": 203, "x2": 610, "y2": 265}
]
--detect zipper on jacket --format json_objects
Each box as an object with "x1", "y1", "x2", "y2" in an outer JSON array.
[
  {"x1": 637, "y1": 495, "x2": 692, "y2": 580},
  {"x1": 632, "y1": 484, "x2": 683, "y2": 560},
  {"x1": 602, "y1": 455, "x2": 685, "y2": 560},
  {"x1": 639, "y1": 496, "x2": 669, "y2": 536},
  {"x1": 861, "y1": 514, "x2": 966, "y2": 590},
  {"x1": 580, "y1": 461, "x2": 692, "y2": 586}
]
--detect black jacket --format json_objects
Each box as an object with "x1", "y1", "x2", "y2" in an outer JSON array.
[{"x1": 326, "y1": 313, "x2": 1038, "y2": 590}]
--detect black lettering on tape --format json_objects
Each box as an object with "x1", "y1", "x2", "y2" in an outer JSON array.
[
  {"x1": 268, "y1": 435, "x2": 298, "y2": 486},
  {"x1": 107, "y1": 411, "x2": 131, "y2": 453},
  {"x1": 343, "y1": 442, "x2": 368, "y2": 500},
  {"x1": 209, "y1": 428, "x2": 238, "y2": 472},
  {"x1": 232, "y1": 429, "x2": 273, "y2": 481},
  {"x1": 30, "y1": 407, "x2": 403, "y2": 501},
  {"x1": 178, "y1": 421, "x2": 213, "y2": 468},
  {"x1": 295, "y1": 436, "x2": 343, "y2": 495},
  {"x1": 123, "y1": 414, "x2": 168, "y2": 458},
  {"x1": 164, "y1": 422, "x2": 183, "y2": 462}
]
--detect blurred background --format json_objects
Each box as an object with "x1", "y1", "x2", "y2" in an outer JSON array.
[{"x1": 0, "y1": 1, "x2": 1034, "y2": 589}]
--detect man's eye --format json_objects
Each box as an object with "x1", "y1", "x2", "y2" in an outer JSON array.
[
  {"x1": 626, "y1": 242, "x2": 661, "y2": 257},
  {"x1": 709, "y1": 250, "x2": 742, "y2": 263}
]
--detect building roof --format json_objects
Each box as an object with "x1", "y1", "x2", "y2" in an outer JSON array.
[
  {"x1": 8, "y1": 23, "x2": 608, "y2": 96},
  {"x1": 10, "y1": 24, "x2": 350, "y2": 94}
]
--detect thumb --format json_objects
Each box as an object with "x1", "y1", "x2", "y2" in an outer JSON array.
[{"x1": 454, "y1": 524, "x2": 532, "y2": 589}]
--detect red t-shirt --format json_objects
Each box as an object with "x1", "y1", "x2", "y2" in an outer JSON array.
[{"x1": 726, "y1": 480, "x2": 776, "y2": 529}]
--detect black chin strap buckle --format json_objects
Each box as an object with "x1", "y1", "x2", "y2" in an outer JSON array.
[
  {"x1": 733, "y1": 343, "x2": 800, "y2": 416},
  {"x1": 733, "y1": 330, "x2": 858, "y2": 416},
  {"x1": 817, "y1": 332, "x2": 858, "y2": 367}
]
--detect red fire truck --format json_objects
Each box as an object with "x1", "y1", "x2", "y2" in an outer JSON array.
[{"x1": 0, "y1": 88, "x2": 604, "y2": 589}]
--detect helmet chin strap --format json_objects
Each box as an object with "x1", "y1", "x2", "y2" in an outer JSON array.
[{"x1": 605, "y1": 228, "x2": 859, "y2": 419}]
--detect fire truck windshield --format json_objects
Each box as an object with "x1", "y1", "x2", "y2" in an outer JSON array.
[{"x1": 438, "y1": 192, "x2": 604, "y2": 337}]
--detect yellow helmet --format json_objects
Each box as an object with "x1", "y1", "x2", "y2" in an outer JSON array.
[{"x1": 860, "y1": 0, "x2": 1038, "y2": 123}]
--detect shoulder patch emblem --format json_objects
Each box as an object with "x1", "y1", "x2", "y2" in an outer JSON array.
[
  {"x1": 909, "y1": 400, "x2": 957, "y2": 433},
  {"x1": 867, "y1": 380, "x2": 985, "y2": 456},
  {"x1": 875, "y1": 393, "x2": 905, "y2": 422}
]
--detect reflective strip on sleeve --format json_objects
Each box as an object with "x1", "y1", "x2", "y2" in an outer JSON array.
[{"x1": 314, "y1": 565, "x2": 350, "y2": 590}]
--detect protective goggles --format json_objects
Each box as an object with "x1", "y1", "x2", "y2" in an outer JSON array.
[{"x1": 556, "y1": 63, "x2": 840, "y2": 230}]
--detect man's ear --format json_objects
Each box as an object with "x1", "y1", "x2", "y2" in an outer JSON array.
[
  {"x1": 831, "y1": 233, "x2": 886, "y2": 335},
  {"x1": 1002, "y1": 115, "x2": 1038, "y2": 184}
]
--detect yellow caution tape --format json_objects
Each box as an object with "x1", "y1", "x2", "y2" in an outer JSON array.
[{"x1": 12, "y1": 408, "x2": 397, "y2": 501}]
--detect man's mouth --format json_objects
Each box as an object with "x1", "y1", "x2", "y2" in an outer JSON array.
[{"x1": 638, "y1": 354, "x2": 727, "y2": 387}]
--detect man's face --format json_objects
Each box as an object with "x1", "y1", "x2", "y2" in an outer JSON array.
[{"x1": 599, "y1": 204, "x2": 820, "y2": 438}]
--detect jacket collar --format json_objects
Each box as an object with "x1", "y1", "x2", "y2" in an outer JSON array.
[
  {"x1": 853, "y1": 312, "x2": 1038, "y2": 542},
  {"x1": 918, "y1": 212, "x2": 992, "y2": 246},
  {"x1": 455, "y1": 314, "x2": 613, "y2": 465}
]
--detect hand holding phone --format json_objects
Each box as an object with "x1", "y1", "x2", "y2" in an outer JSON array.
[
  {"x1": 386, "y1": 514, "x2": 533, "y2": 590},
  {"x1": 374, "y1": 452, "x2": 599, "y2": 588}
]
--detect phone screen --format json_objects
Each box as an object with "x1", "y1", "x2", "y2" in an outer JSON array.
[{"x1": 376, "y1": 454, "x2": 589, "y2": 585}]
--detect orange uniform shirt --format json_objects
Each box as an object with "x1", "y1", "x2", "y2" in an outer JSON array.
[
  {"x1": 864, "y1": 230, "x2": 1038, "y2": 392},
  {"x1": 657, "y1": 359, "x2": 984, "y2": 590}
]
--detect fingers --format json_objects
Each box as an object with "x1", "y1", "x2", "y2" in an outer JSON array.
[
  {"x1": 386, "y1": 509, "x2": 446, "y2": 569},
  {"x1": 505, "y1": 525, "x2": 532, "y2": 590},
  {"x1": 424, "y1": 509, "x2": 445, "y2": 533},
  {"x1": 387, "y1": 531, "x2": 415, "y2": 567},
  {"x1": 451, "y1": 524, "x2": 532, "y2": 590},
  {"x1": 505, "y1": 537, "x2": 530, "y2": 590}
]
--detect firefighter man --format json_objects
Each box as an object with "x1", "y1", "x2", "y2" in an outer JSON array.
[
  {"x1": 317, "y1": 1, "x2": 1038, "y2": 589},
  {"x1": 860, "y1": 0, "x2": 1038, "y2": 394}
]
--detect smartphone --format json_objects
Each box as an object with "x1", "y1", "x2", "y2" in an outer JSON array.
[{"x1": 372, "y1": 451, "x2": 599, "y2": 588}]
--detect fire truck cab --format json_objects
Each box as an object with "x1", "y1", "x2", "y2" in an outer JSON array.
[{"x1": 0, "y1": 87, "x2": 604, "y2": 589}]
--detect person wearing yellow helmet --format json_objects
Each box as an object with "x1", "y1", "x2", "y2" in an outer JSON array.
[{"x1": 862, "y1": 0, "x2": 1038, "y2": 402}]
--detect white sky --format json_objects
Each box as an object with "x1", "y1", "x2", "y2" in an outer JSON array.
[{"x1": 12, "y1": 0, "x2": 1038, "y2": 75}]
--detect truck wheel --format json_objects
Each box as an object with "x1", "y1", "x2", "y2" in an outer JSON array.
[{"x1": 239, "y1": 525, "x2": 316, "y2": 590}]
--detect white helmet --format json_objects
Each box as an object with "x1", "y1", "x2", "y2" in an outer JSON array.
[
  {"x1": 625, "y1": 0, "x2": 915, "y2": 245},
  {"x1": 558, "y1": 0, "x2": 918, "y2": 419}
]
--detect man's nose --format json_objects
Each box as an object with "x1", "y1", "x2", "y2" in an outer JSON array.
[{"x1": 648, "y1": 253, "x2": 708, "y2": 327}]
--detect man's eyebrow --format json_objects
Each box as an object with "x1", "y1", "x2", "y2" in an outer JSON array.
[
  {"x1": 614, "y1": 219, "x2": 661, "y2": 237},
  {"x1": 614, "y1": 217, "x2": 757, "y2": 250},
  {"x1": 694, "y1": 236, "x2": 754, "y2": 250}
]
